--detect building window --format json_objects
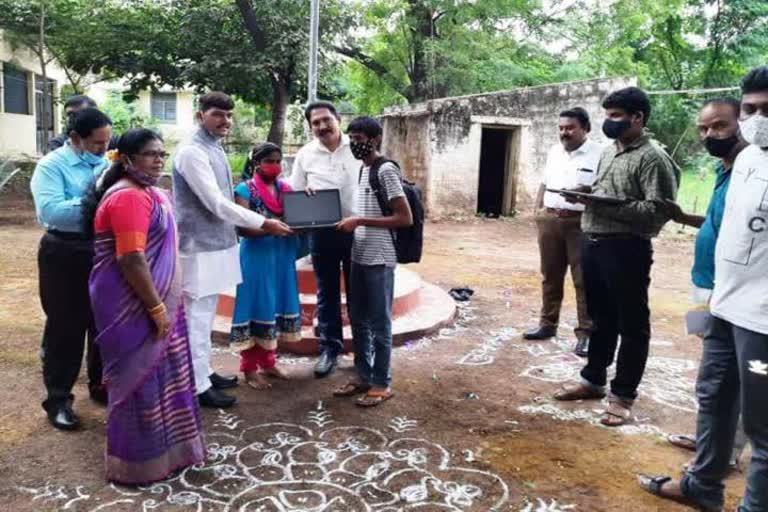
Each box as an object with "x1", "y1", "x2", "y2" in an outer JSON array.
[
  {"x1": 151, "y1": 92, "x2": 177, "y2": 123},
  {"x1": 35, "y1": 74, "x2": 56, "y2": 154},
  {"x1": 3, "y1": 64, "x2": 30, "y2": 115}
]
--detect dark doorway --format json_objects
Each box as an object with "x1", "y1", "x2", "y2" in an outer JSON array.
[{"x1": 477, "y1": 127, "x2": 517, "y2": 217}]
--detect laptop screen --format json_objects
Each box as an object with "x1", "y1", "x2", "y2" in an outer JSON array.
[{"x1": 282, "y1": 189, "x2": 343, "y2": 228}]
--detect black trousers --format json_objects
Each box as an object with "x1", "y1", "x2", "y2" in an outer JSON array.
[
  {"x1": 38, "y1": 233, "x2": 103, "y2": 411},
  {"x1": 310, "y1": 228, "x2": 353, "y2": 356},
  {"x1": 579, "y1": 235, "x2": 653, "y2": 401}
]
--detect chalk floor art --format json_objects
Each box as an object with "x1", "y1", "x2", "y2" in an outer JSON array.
[
  {"x1": 17, "y1": 403, "x2": 513, "y2": 512},
  {"x1": 509, "y1": 335, "x2": 698, "y2": 437}
]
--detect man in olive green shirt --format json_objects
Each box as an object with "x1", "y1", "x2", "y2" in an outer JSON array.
[{"x1": 553, "y1": 87, "x2": 679, "y2": 427}]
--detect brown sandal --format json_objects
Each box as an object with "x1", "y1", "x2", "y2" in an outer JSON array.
[
  {"x1": 356, "y1": 389, "x2": 395, "y2": 407},
  {"x1": 637, "y1": 474, "x2": 722, "y2": 512},
  {"x1": 333, "y1": 380, "x2": 371, "y2": 397},
  {"x1": 553, "y1": 383, "x2": 606, "y2": 401},
  {"x1": 600, "y1": 400, "x2": 632, "y2": 426}
]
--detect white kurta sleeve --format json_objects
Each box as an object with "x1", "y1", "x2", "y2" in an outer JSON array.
[{"x1": 175, "y1": 146, "x2": 265, "y2": 229}]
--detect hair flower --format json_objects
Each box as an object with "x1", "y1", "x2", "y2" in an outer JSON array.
[{"x1": 106, "y1": 149, "x2": 120, "y2": 163}]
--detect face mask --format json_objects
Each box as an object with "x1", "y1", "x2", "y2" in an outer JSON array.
[
  {"x1": 125, "y1": 158, "x2": 159, "y2": 187},
  {"x1": 602, "y1": 118, "x2": 632, "y2": 140},
  {"x1": 350, "y1": 140, "x2": 375, "y2": 160},
  {"x1": 259, "y1": 163, "x2": 282, "y2": 179},
  {"x1": 703, "y1": 134, "x2": 739, "y2": 158},
  {"x1": 739, "y1": 115, "x2": 768, "y2": 148},
  {"x1": 81, "y1": 150, "x2": 106, "y2": 167}
]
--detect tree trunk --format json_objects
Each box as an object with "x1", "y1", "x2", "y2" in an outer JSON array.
[
  {"x1": 267, "y1": 75, "x2": 290, "y2": 146},
  {"x1": 234, "y1": 0, "x2": 267, "y2": 52},
  {"x1": 406, "y1": 0, "x2": 431, "y2": 102},
  {"x1": 38, "y1": 2, "x2": 50, "y2": 152},
  {"x1": 405, "y1": 0, "x2": 448, "y2": 102}
]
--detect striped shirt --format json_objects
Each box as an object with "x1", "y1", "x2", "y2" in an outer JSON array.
[{"x1": 352, "y1": 162, "x2": 405, "y2": 267}]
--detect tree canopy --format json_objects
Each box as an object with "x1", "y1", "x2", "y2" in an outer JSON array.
[{"x1": 0, "y1": 0, "x2": 765, "y2": 154}]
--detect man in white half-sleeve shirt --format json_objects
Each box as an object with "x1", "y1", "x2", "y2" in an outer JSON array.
[
  {"x1": 525, "y1": 107, "x2": 603, "y2": 358},
  {"x1": 289, "y1": 101, "x2": 359, "y2": 378},
  {"x1": 637, "y1": 65, "x2": 768, "y2": 512},
  {"x1": 173, "y1": 92, "x2": 292, "y2": 409}
]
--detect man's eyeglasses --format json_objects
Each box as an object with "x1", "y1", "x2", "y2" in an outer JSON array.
[{"x1": 138, "y1": 151, "x2": 169, "y2": 160}]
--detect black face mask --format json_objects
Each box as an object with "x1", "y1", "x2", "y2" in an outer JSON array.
[
  {"x1": 703, "y1": 134, "x2": 739, "y2": 158},
  {"x1": 602, "y1": 118, "x2": 632, "y2": 140},
  {"x1": 350, "y1": 140, "x2": 375, "y2": 160}
]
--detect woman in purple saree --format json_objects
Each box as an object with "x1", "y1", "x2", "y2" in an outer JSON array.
[{"x1": 84, "y1": 129, "x2": 204, "y2": 485}]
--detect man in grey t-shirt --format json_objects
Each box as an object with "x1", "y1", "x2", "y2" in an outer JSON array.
[{"x1": 333, "y1": 116, "x2": 413, "y2": 407}]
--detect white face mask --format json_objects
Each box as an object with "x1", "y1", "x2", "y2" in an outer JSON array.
[{"x1": 739, "y1": 114, "x2": 768, "y2": 148}]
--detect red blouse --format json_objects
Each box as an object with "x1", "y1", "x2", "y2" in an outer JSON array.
[{"x1": 94, "y1": 188, "x2": 153, "y2": 256}]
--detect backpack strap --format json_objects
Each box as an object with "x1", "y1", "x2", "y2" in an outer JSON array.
[{"x1": 361, "y1": 156, "x2": 399, "y2": 247}]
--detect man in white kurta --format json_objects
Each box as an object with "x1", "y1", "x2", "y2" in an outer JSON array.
[{"x1": 173, "y1": 92, "x2": 291, "y2": 408}]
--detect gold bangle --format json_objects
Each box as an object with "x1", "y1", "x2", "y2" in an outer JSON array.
[{"x1": 147, "y1": 303, "x2": 166, "y2": 315}]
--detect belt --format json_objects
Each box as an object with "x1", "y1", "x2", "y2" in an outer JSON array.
[
  {"x1": 545, "y1": 208, "x2": 582, "y2": 218},
  {"x1": 47, "y1": 229, "x2": 93, "y2": 241},
  {"x1": 584, "y1": 232, "x2": 644, "y2": 241}
]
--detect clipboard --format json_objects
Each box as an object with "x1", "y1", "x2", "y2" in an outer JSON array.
[{"x1": 546, "y1": 188, "x2": 630, "y2": 206}]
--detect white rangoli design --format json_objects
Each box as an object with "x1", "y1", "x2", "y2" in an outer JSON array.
[
  {"x1": 456, "y1": 327, "x2": 519, "y2": 366},
  {"x1": 520, "y1": 498, "x2": 576, "y2": 511},
  {"x1": 16, "y1": 405, "x2": 510, "y2": 511},
  {"x1": 512, "y1": 338, "x2": 697, "y2": 413}
]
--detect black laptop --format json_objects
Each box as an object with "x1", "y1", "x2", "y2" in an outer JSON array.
[{"x1": 283, "y1": 189, "x2": 343, "y2": 229}]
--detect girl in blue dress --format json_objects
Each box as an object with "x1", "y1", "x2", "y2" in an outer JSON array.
[{"x1": 231, "y1": 143, "x2": 301, "y2": 390}]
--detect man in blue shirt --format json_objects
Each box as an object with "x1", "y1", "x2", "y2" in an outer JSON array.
[
  {"x1": 30, "y1": 108, "x2": 113, "y2": 431},
  {"x1": 662, "y1": 98, "x2": 749, "y2": 472},
  {"x1": 637, "y1": 97, "x2": 752, "y2": 508}
]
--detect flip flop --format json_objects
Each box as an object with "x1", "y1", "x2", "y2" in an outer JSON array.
[
  {"x1": 667, "y1": 434, "x2": 697, "y2": 451},
  {"x1": 637, "y1": 474, "x2": 722, "y2": 512},
  {"x1": 333, "y1": 381, "x2": 371, "y2": 397},
  {"x1": 600, "y1": 400, "x2": 632, "y2": 427},
  {"x1": 356, "y1": 389, "x2": 395, "y2": 407}
]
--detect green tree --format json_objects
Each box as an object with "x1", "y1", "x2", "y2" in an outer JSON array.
[
  {"x1": 335, "y1": 0, "x2": 589, "y2": 108},
  {"x1": 71, "y1": 0, "x2": 350, "y2": 146}
]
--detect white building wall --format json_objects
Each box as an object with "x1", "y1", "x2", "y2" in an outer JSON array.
[{"x1": 0, "y1": 31, "x2": 67, "y2": 157}]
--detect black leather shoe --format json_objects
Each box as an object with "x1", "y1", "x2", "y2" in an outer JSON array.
[
  {"x1": 523, "y1": 326, "x2": 557, "y2": 340},
  {"x1": 210, "y1": 372, "x2": 239, "y2": 389},
  {"x1": 47, "y1": 406, "x2": 80, "y2": 431},
  {"x1": 574, "y1": 336, "x2": 590, "y2": 358},
  {"x1": 314, "y1": 352, "x2": 337, "y2": 378},
  {"x1": 198, "y1": 388, "x2": 237, "y2": 408}
]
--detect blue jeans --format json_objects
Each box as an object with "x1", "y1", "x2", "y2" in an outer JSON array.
[
  {"x1": 349, "y1": 263, "x2": 394, "y2": 388},
  {"x1": 310, "y1": 228, "x2": 353, "y2": 357},
  {"x1": 682, "y1": 316, "x2": 768, "y2": 511}
]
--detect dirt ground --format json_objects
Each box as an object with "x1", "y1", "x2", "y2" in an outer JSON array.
[{"x1": 0, "y1": 195, "x2": 748, "y2": 511}]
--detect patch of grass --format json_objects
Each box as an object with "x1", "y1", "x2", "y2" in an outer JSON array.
[
  {"x1": 228, "y1": 152, "x2": 249, "y2": 181},
  {"x1": 677, "y1": 166, "x2": 716, "y2": 216}
]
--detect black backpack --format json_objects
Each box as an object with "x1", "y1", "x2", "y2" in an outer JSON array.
[{"x1": 359, "y1": 157, "x2": 424, "y2": 264}]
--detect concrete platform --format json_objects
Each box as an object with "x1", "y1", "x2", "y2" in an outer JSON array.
[{"x1": 213, "y1": 259, "x2": 456, "y2": 354}]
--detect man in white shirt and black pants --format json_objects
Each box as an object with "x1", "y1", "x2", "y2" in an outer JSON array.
[
  {"x1": 173, "y1": 92, "x2": 291, "y2": 408},
  {"x1": 290, "y1": 102, "x2": 359, "y2": 378},
  {"x1": 638, "y1": 65, "x2": 768, "y2": 512},
  {"x1": 525, "y1": 107, "x2": 602, "y2": 357}
]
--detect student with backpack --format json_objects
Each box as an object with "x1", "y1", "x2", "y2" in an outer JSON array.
[{"x1": 333, "y1": 116, "x2": 414, "y2": 407}]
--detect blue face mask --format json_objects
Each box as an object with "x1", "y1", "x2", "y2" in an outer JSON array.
[{"x1": 81, "y1": 150, "x2": 106, "y2": 167}]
